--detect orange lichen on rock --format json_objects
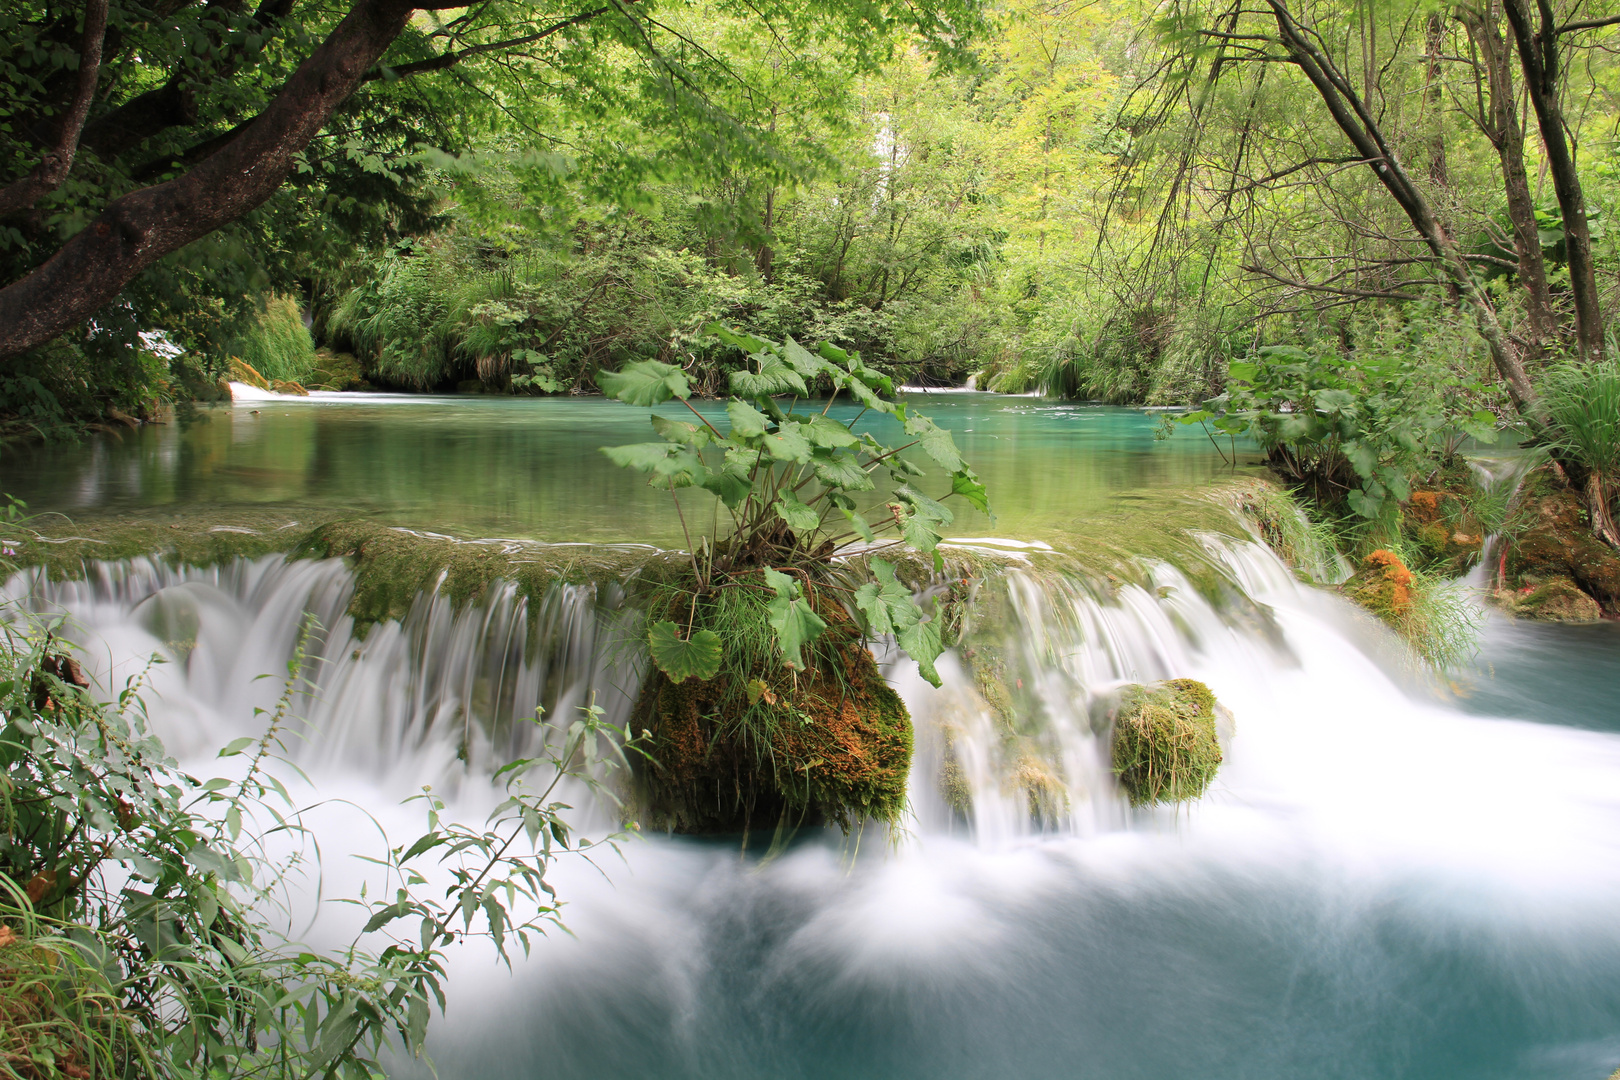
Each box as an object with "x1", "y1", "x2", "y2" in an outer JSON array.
[
  {"x1": 635, "y1": 597, "x2": 912, "y2": 835},
  {"x1": 1358, "y1": 549, "x2": 1414, "y2": 617}
]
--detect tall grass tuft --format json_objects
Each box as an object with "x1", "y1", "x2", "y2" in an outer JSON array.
[
  {"x1": 227, "y1": 295, "x2": 317, "y2": 384},
  {"x1": 1539, "y1": 359, "x2": 1620, "y2": 542}
]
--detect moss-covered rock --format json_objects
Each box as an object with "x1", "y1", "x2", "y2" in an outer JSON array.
[
  {"x1": 1499, "y1": 577, "x2": 1605, "y2": 622},
  {"x1": 228, "y1": 357, "x2": 271, "y2": 390},
  {"x1": 1500, "y1": 479, "x2": 1620, "y2": 614},
  {"x1": 634, "y1": 591, "x2": 912, "y2": 834},
  {"x1": 1110, "y1": 679, "x2": 1223, "y2": 807},
  {"x1": 307, "y1": 348, "x2": 370, "y2": 391},
  {"x1": 1404, "y1": 490, "x2": 1484, "y2": 573},
  {"x1": 1348, "y1": 549, "x2": 1415, "y2": 626}
]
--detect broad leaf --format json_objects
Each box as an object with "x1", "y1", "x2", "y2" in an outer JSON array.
[
  {"x1": 774, "y1": 489, "x2": 822, "y2": 533},
  {"x1": 904, "y1": 415, "x2": 966, "y2": 472},
  {"x1": 701, "y1": 465, "x2": 753, "y2": 508},
  {"x1": 896, "y1": 484, "x2": 954, "y2": 525},
  {"x1": 897, "y1": 616, "x2": 944, "y2": 688},
  {"x1": 651, "y1": 414, "x2": 711, "y2": 447},
  {"x1": 730, "y1": 355, "x2": 808, "y2": 398},
  {"x1": 782, "y1": 336, "x2": 831, "y2": 379},
  {"x1": 766, "y1": 587, "x2": 827, "y2": 670},
  {"x1": 651, "y1": 447, "x2": 709, "y2": 488},
  {"x1": 707, "y1": 323, "x2": 768, "y2": 355},
  {"x1": 842, "y1": 509, "x2": 876, "y2": 543},
  {"x1": 902, "y1": 512, "x2": 942, "y2": 554},
  {"x1": 762, "y1": 424, "x2": 813, "y2": 463},
  {"x1": 648, "y1": 621, "x2": 723, "y2": 683},
  {"x1": 950, "y1": 471, "x2": 991, "y2": 513},
  {"x1": 597, "y1": 360, "x2": 691, "y2": 406},
  {"x1": 797, "y1": 414, "x2": 859, "y2": 448},
  {"x1": 812, "y1": 450, "x2": 874, "y2": 491},
  {"x1": 601, "y1": 442, "x2": 672, "y2": 472},
  {"x1": 844, "y1": 375, "x2": 896, "y2": 414},
  {"x1": 726, "y1": 399, "x2": 770, "y2": 438}
]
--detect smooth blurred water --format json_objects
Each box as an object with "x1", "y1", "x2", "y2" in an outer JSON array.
[
  {"x1": 5, "y1": 394, "x2": 1620, "y2": 1080},
  {"x1": 0, "y1": 392, "x2": 1250, "y2": 549}
]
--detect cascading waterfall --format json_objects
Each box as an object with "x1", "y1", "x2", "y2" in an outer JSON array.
[{"x1": 7, "y1": 524, "x2": 1620, "y2": 1078}]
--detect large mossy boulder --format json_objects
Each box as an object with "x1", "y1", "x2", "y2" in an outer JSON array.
[
  {"x1": 1502, "y1": 576, "x2": 1604, "y2": 622},
  {"x1": 635, "y1": 598, "x2": 912, "y2": 835},
  {"x1": 1110, "y1": 679, "x2": 1223, "y2": 807},
  {"x1": 1501, "y1": 479, "x2": 1620, "y2": 615}
]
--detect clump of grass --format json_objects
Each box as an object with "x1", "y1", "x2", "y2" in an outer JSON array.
[
  {"x1": 1539, "y1": 359, "x2": 1620, "y2": 545},
  {"x1": 1110, "y1": 678, "x2": 1223, "y2": 807},
  {"x1": 226, "y1": 295, "x2": 317, "y2": 385},
  {"x1": 1348, "y1": 546, "x2": 1481, "y2": 670}
]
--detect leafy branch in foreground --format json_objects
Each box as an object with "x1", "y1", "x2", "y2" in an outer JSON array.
[{"x1": 0, "y1": 609, "x2": 633, "y2": 1080}]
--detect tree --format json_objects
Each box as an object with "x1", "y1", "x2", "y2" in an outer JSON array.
[{"x1": 0, "y1": 0, "x2": 986, "y2": 362}]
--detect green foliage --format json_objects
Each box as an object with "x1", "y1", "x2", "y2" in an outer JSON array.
[
  {"x1": 224, "y1": 296, "x2": 316, "y2": 385},
  {"x1": 1539, "y1": 361, "x2": 1620, "y2": 489},
  {"x1": 0, "y1": 608, "x2": 635, "y2": 1080},
  {"x1": 601, "y1": 327, "x2": 990, "y2": 688},
  {"x1": 1182, "y1": 331, "x2": 1499, "y2": 522}
]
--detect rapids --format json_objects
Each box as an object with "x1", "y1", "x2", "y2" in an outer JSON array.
[{"x1": 7, "y1": 525, "x2": 1620, "y2": 1079}]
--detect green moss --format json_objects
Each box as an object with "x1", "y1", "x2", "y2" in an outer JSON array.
[
  {"x1": 1504, "y1": 577, "x2": 1604, "y2": 622},
  {"x1": 307, "y1": 348, "x2": 369, "y2": 391},
  {"x1": 633, "y1": 583, "x2": 913, "y2": 835},
  {"x1": 1110, "y1": 678, "x2": 1223, "y2": 807}
]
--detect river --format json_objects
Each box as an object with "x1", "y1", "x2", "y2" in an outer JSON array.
[{"x1": 5, "y1": 392, "x2": 1619, "y2": 1079}]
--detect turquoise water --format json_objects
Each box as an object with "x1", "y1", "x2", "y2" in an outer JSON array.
[
  {"x1": 7, "y1": 393, "x2": 1620, "y2": 1080},
  {"x1": 1, "y1": 393, "x2": 1249, "y2": 549}
]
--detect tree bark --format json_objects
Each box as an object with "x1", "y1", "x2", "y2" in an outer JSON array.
[
  {"x1": 0, "y1": 0, "x2": 440, "y2": 361},
  {"x1": 1262, "y1": 0, "x2": 1540, "y2": 418},
  {"x1": 1501, "y1": 0, "x2": 1606, "y2": 362},
  {"x1": 0, "y1": 0, "x2": 109, "y2": 217},
  {"x1": 1461, "y1": 3, "x2": 1556, "y2": 356}
]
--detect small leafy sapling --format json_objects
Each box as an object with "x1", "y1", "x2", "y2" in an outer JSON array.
[{"x1": 597, "y1": 325, "x2": 991, "y2": 688}]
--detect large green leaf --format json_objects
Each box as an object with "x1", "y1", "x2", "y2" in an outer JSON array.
[
  {"x1": 707, "y1": 323, "x2": 768, "y2": 355},
  {"x1": 701, "y1": 465, "x2": 753, "y2": 508},
  {"x1": 601, "y1": 442, "x2": 673, "y2": 472},
  {"x1": 896, "y1": 484, "x2": 954, "y2": 525},
  {"x1": 726, "y1": 399, "x2": 770, "y2": 438},
  {"x1": 762, "y1": 424, "x2": 813, "y2": 464},
  {"x1": 763, "y1": 568, "x2": 827, "y2": 669},
  {"x1": 651, "y1": 414, "x2": 712, "y2": 447},
  {"x1": 648, "y1": 621, "x2": 723, "y2": 683},
  {"x1": 811, "y1": 449, "x2": 874, "y2": 491},
  {"x1": 843, "y1": 375, "x2": 896, "y2": 414},
  {"x1": 782, "y1": 336, "x2": 831, "y2": 379},
  {"x1": 897, "y1": 616, "x2": 943, "y2": 688},
  {"x1": 854, "y1": 559, "x2": 941, "y2": 687},
  {"x1": 950, "y1": 471, "x2": 991, "y2": 514},
  {"x1": 904, "y1": 415, "x2": 966, "y2": 472},
  {"x1": 730, "y1": 355, "x2": 808, "y2": 398},
  {"x1": 797, "y1": 414, "x2": 859, "y2": 448},
  {"x1": 651, "y1": 447, "x2": 710, "y2": 488},
  {"x1": 902, "y1": 512, "x2": 942, "y2": 555},
  {"x1": 774, "y1": 489, "x2": 822, "y2": 533},
  {"x1": 597, "y1": 361, "x2": 691, "y2": 406}
]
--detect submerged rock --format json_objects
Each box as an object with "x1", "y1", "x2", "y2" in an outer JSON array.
[{"x1": 1110, "y1": 678, "x2": 1223, "y2": 807}]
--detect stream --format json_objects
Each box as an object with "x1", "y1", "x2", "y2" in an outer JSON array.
[{"x1": 5, "y1": 393, "x2": 1620, "y2": 1079}]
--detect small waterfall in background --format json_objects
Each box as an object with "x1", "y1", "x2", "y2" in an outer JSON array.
[{"x1": 7, "y1": 514, "x2": 1620, "y2": 1079}]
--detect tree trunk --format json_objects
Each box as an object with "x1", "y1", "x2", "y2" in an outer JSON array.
[
  {"x1": 1462, "y1": 3, "x2": 1556, "y2": 356},
  {"x1": 1501, "y1": 0, "x2": 1606, "y2": 362},
  {"x1": 0, "y1": 0, "x2": 435, "y2": 361},
  {"x1": 1262, "y1": 0, "x2": 1540, "y2": 419},
  {"x1": 0, "y1": 0, "x2": 109, "y2": 217}
]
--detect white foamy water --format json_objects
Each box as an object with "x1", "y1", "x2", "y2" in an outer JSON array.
[{"x1": 6, "y1": 533, "x2": 1620, "y2": 1079}]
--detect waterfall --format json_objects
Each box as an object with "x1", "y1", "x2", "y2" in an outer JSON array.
[{"x1": 8, "y1": 529, "x2": 1620, "y2": 1078}]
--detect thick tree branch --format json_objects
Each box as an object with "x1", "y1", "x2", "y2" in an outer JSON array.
[
  {"x1": 0, "y1": 0, "x2": 443, "y2": 359},
  {"x1": 363, "y1": 6, "x2": 620, "y2": 83},
  {"x1": 0, "y1": 0, "x2": 110, "y2": 217}
]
